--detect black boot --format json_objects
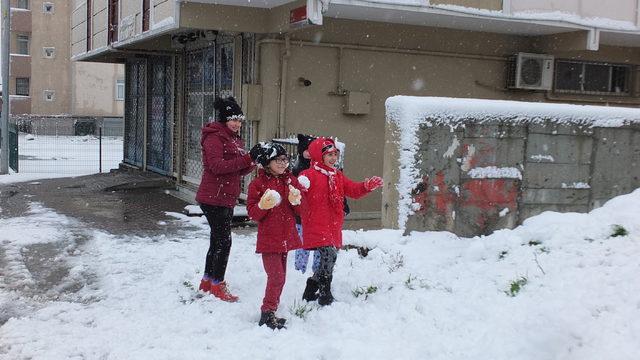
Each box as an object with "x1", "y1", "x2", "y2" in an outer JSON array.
[
  {"x1": 274, "y1": 315, "x2": 287, "y2": 326},
  {"x1": 302, "y1": 277, "x2": 320, "y2": 301},
  {"x1": 317, "y1": 275, "x2": 334, "y2": 306},
  {"x1": 259, "y1": 311, "x2": 286, "y2": 330}
]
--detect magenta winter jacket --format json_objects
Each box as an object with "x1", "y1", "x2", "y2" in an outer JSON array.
[{"x1": 195, "y1": 122, "x2": 254, "y2": 208}]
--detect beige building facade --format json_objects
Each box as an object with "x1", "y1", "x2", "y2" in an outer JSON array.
[
  {"x1": 70, "y1": 0, "x2": 640, "y2": 216},
  {"x1": 7, "y1": 0, "x2": 123, "y2": 128}
]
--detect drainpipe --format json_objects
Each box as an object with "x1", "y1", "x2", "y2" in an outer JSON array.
[
  {"x1": 277, "y1": 34, "x2": 290, "y2": 138},
  {"x1": 502, "y1": 0, "x2": 511, "y2": 15}
]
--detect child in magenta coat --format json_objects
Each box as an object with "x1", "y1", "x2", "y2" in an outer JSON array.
[
  {"x1": 298, "y1": 137, "x2": 383, "y2": 305},
  {"x1": 246, "y1": 143, "x2": 303, "y2": 329}
]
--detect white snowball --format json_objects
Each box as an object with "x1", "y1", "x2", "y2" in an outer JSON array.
[
  {"x1": 298, "y1": 175, "x2": 310, "y2": 189},
  {"x1": 265, "y1": 189, "x2": 282, "y2": 206}
]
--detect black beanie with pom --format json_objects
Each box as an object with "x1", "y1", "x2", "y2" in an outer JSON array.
[{"x1": 213, "y1": 97, "x2": 244, "y2": 123}]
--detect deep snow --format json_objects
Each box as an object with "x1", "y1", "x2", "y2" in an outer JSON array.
[{"x1": 1, "y1": 184, "x2": 639, "y2": 359}]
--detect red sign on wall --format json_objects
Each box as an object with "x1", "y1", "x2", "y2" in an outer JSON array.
[{"x1": 290, "y1": 6, "x2": 309, "y2": 28}]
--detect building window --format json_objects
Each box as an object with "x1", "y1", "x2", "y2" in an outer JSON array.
[
  {"x1": 16, "y1": 0, "x2": 29, "y2": 9},
  {"x1": 43, "y1": 90, "x2": 55, "y2": 102},
  {"x1": 108, "y1": 0, "x2": 119, "y2": 44},
  {"x1": 17, "y1": 35, "x2": 30, "y2": 55},
  {"x1": 43, "y1": 47, "x2": 55, "y2": 58},
  {"x1": 142, "y1": 0, "x2": 150, "y2": 32},
  {"x1": 43, "y1": 2, "x2": 54, "y2": 13},
  {"x1": 116, "y1": 79, "x2": 125, "y2": 100},
  {"x1": 16, "y1": 78, "x2": 30, "y2": 96},
  {"x1": 555, "y1": 60, "x2": 631, "y2": 95}
]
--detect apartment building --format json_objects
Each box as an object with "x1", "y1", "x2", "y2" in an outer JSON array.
[
  {"x1": 8, "y1": 0, "x2": 123, "y2": 133},
  {"x1": 70, "y1": 0, "x2": 640, "y2": 216}
]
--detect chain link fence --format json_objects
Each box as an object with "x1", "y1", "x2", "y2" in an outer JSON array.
[{"x1": 14, "y1": 117, "x2": 124, "y2": 175}]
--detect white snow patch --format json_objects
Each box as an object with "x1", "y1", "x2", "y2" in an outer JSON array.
[
  {"x1": 468, "y1": 166, "x2": 522, "y2": 180},
  {"x1": 530, "y1": 154, "x2": 555, "y2": 162},
  {"x1": 499, "y1": 208, "x2": 510, "y2": 217},
  {"x1": 183, "y1": 204, "x2": 248, "y2": 217},
  {"x1": 460, "y1": 144, "x2": 476, "y2": 171},
  {"x1": 562, "y1": 182, "x2": 591, "y2": 189},
  {"x1": 443, "y1": 136, "x2": 460, "y2": 158},
  {"x1": 1, "y1": 189, "x2": 639, "y2": 359},
  {"x1": 184, "y1": 205, "x2": 203, "y2": 215}
]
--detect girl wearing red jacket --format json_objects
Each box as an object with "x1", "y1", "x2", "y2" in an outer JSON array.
[
  {"x1": 299, "y1": 137, "x2": 383, "y2": 306},
  {"x1": 247, "y1": 143, "x2": 303, "y2": 330},
  {"x1": 196, "y1": 97, "x2": 258, "y2": 303}
]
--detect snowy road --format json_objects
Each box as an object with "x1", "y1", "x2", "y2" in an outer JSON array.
[{"x1": 1, "y1": 188, "x2": 639, "y2": 359}]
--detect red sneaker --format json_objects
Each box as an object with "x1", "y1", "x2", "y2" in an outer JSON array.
[
  {"x1": 199, "y1": 279, "x2": 211, "y2": 293},
  {"x1": 210, "y1": 281, "x2": 239, "y2": 302}
]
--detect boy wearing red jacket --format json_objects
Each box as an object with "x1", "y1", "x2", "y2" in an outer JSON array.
[
  {"x1": 299, "y1": 137, "x2": 383, "y2": 306},
  {"x1": 246, "y1": 143, "x2": 303, "y2": 330}
]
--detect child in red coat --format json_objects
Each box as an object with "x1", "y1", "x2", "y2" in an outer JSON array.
[
  {"x1": 246, "y1": 143, "x2": 303, "y2": 329},
  {"x1": 298, "y1": 137, "x2": 383, "y2": 305}
]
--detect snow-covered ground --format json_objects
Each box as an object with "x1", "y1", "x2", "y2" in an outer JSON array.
[
  {"x1": 1, "y1": 185, "x2": 638, "y2": 359},
  {"x1": 16, "y1": 134, "x2": 123, "y2": 175}
]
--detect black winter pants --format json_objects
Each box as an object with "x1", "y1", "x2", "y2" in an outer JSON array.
[{"x1": 201, "y1": 204, "x2": 234, "y2": 282}]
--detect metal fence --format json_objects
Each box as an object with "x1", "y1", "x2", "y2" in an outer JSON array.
[{"x1": 14, "y1": 117, "x2": 124, "y2": 174}]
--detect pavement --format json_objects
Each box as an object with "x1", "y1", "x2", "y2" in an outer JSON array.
[
  {"x1": 0, "y1": 168, "x2": 381, "y2": 236},
  {"x1": 0, "y1": 169, "x2": 190, "y2": 236}
]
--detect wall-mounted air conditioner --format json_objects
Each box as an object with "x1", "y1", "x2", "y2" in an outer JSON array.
[{"x1": 506, "y1": 53, "x2": 555, "y2": 91}]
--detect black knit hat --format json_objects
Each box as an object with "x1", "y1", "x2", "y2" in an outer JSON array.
[
  {"x1": 296, "y1": 133, "x2": 316, "y2": 155},
  {"x1": 257, "y1": 143, "x2": 288, "y2": 167},
  {"x1": 213, "y1": 96, "x2": 244, "y2": 123}
]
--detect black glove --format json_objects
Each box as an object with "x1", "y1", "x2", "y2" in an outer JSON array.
[{"x1": 249, "y1": 144, "x2": 264, "y2": 162}]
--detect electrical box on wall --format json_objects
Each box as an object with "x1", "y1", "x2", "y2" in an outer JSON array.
[
  {"x1": 241, "y1": 84, "x2": 262, "y2": 121},
  {"x1": 343, "y1": 91, "x2": 370, "y2": 115}
]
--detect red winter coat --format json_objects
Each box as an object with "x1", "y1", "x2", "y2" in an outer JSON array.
[
  {"x1": 299, "y1": 138, "x2": 371, "y2": 249},
  {"x1": 195, "y1": 122, "x2": 254, "y2": 208},
  {"x1": 247, "y1": 169, "x2": 303, "y2": 254}
]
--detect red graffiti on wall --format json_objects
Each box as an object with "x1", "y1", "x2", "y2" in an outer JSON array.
[
  {"x1": 462, "y1": 179, "x2": 519, "y2": 228},
  {"x1": 411, "y1": 172, "x2": 456, "y2": 215},
  {"x1": 462, "y1": 179, "x2": 518, "y2": 210},
  {"x1": 433, "y1": 172, "x2": 455, "y2": 214}
]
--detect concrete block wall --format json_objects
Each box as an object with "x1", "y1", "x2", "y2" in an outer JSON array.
[{"x1": 397, "y1": 121, "x2": 639, "y2": 237}]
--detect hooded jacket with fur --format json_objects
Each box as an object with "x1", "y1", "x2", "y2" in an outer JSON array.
[{"x1": 299, "y1": 138, "x2": 371, "y2": 249}]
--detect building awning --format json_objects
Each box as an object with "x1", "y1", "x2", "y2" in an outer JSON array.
[{"x1": 324, "y1": 0, "x2": 640, "y2": 50}]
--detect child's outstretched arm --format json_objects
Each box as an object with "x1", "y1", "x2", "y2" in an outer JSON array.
[{"x1": 343, "y1": 174, "x2": 383, "y2": 199}]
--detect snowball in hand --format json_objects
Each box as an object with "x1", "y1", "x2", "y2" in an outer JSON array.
[
  {"x1": 265, "y1": 189, "x2": 281, "y2": 205},
  {"x1": 258, "y1": 189, "x2": 282, "y2": 210},
  {"x1": 298, "y1": 175, "x2": 310, "y2": 189}
]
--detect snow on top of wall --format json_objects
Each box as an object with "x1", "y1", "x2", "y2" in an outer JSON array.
[
  {"x1": 385, "y1": 96, "x2": 640, "y2": 230},
  {"x1": 386, "y1": 96, "x2": 640, "y2": 129}
]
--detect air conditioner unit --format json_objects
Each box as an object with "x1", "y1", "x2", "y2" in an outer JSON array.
[{"x1": 506, "y1": 53, "x2": 554, "y2": 91}]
